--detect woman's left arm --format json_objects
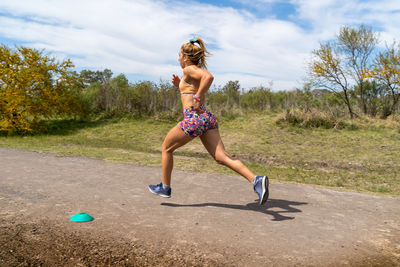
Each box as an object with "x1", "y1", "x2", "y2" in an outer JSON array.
[
  {"x1": 184, "y1": 66, "x2": 214, "y2": 112},
  {"x1": 195, "y1": 71, "x2": 214, "y2": 103}
]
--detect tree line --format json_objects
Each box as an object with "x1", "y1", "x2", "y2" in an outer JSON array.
[
  {"x1": 79, "y1": 72, "x2": 349, "y2": 119},
  {"x1": 1, "y1": 24, "x2": 399, "y2": 134}
]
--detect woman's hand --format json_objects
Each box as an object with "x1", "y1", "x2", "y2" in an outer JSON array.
[
  {"x1": 193, "y1": 97, "x2": 204, "y2": 113},
  {"x1": 172, "y1": 74, "x2": 180, "y2": 87}
]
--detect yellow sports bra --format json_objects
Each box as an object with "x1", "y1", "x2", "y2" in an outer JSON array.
[{"x1": 179, "y1": 78, "x2": 197, "y2": 94}]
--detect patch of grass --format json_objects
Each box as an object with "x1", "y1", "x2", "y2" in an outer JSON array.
[{"x1": 1, "y1": 112, "x2": 399, "y2": 195}]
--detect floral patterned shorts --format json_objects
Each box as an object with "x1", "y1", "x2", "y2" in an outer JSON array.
[{"x1": 179, "y1": 105, "x2": 218, "y2": 138}]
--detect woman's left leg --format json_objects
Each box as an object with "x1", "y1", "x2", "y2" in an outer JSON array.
[{"x1": 162, "y1": 124, "x2": 193, "y2": 186}]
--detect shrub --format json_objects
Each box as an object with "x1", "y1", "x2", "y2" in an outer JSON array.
[
  {"x1": 0, "y1": 45, "x2": 84, "y2": 134},
  {"x1": 276, "y1": 109, "x2": 355, "y2": 130}
]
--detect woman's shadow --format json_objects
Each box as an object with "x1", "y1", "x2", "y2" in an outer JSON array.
[{"x1": 161, "y1": 199, "x2": 308, "y2": 221}]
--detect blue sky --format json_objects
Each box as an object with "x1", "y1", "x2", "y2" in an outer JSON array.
[
  {"x1": 192, "y1": 0, "x2": 297, "y2": 19},
  {"x1": 0, "y1": 0, "x2": 399, "y2": 91}
]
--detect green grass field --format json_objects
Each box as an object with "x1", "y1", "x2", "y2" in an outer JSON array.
[{"x1": 1, "y1": 112, "x2": 399, "y2": 195}]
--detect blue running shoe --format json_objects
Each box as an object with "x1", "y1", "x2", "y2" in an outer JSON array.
[
  {"x1": 253, "y1": 176, "x2": 269, "y2": 205},
  {"x1": 148, "y1": 183, "x2": 171, "y2": 198}
]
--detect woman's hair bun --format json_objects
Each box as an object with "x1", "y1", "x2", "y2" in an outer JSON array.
[{"x1": 189, "y1": 37, "x2": 198, "y2": 44}]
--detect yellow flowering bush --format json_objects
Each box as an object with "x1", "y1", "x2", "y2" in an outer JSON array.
[{"x1": 0, "y1": 45, "x2": 84, "y2": 134}]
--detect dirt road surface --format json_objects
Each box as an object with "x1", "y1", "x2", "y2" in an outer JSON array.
[{"x1": 1, "y1": 147, "x2": 399, "y2": 266}]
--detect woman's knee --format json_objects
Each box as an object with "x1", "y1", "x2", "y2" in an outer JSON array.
[
  {"x1": 162, "y1": 143, "x2": 175, "y2": 154},
  {"x1": 214, "y1": 152, "x2": 230, "y2": 165}
]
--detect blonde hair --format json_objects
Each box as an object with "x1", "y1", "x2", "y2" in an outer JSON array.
[{"x1": 181, "y1": 37, "x2": 211, "y2": 69}]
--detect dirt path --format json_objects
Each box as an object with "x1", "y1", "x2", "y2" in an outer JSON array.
[{"x1": 1, "y1": 147, "x2": 399, "y2": 266}]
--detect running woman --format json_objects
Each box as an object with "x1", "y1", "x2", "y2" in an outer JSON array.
[{"x1": 148, "y1": 37, "x2": 269, "y2": 205}]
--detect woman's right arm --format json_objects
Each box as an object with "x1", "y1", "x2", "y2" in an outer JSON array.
[{"x1": 172, "y1": 74, "x2": 180, "y2": 87}]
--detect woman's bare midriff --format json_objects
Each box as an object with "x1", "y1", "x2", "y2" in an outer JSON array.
[{"x1": 180, "y1": 94, "x2": 198, "y2": 110}]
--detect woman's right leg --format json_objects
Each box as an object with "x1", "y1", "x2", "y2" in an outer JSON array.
[
  {"x1": 200, "y1": 128, "x2": 269, "y2": 205},
  {"x1": 199, "y1": 128, "x2": 255, "y2": 182}
]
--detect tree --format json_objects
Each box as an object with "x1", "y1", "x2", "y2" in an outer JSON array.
[
  {"x1": 369, "y1": 43, "x2": 400, "y2": 117},
  {"x1": 0, "y1": 45, "x2": 84, "y2": 134},
  {"x1": 309, "y1": 25, "x2": 379, "y2": 118},
  {"x1": 240, "y1": 86, "x2": 271, "y2": 110},
  {"x1": 354, "y1": 80, "x2": 384, "y2": 117},
  {"x1": 337, "y1": 25, "x2": 379, "y2": 114},
  {"x1": 80, "y1": 69, "x2": 113, "y2": 85},
  {"x1": 222, "y1": 80, "x2": 241, "y2": 108},
  {"x1": 309, "y1": 41, "x2": 355, "y2": 118}
]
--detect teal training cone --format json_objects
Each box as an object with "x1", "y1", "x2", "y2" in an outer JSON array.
[{"x1": 70, "y1": 213, "x2": 94, "y2": 222}]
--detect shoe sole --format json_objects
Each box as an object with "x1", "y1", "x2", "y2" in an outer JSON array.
[
  {"x1": 260, "y1": 176, "x2": 269, "y2": 205},
  {"x1": 148, "y1": 187, "x2": 171, "y2": 198}
]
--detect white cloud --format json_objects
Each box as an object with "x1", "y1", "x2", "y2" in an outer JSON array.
[
  {"x1": 358, "y1": 1, "x2": 400, "y2": 46},
  {"x1": 0, "y1": 0, "x2": 399, "y2": 91}
]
